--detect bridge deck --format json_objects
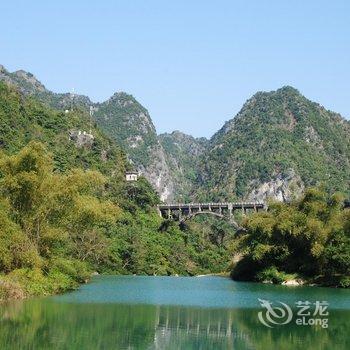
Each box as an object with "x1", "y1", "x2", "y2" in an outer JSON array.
[{"x1": 158, "y1": 202, "x2": 265, "y2": 210}]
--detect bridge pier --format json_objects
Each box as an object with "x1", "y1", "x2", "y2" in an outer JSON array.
[{"x1": 228, "y1": 203, "x2": 233, "y2": 217}]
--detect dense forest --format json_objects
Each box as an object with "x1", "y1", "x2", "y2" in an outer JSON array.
[{"x1": 0, "y1": 82, "x2": 234, "y2": 301}]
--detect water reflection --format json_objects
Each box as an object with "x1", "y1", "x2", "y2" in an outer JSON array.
[{"x1": 0, "y1": 299, "x2": 349, "y2": 349}]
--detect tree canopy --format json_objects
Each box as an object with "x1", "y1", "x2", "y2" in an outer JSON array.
[{"x1": 232, "y1": 188, "x2": 350, "y2": 287}]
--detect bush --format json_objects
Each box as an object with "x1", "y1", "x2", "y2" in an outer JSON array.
[
  {"x1": 339, "y1": 276, "x2": 350, "y2": 288},
  {"x1": 46, "y1": 270, "x2": 78, "y2": 293},
  {"x1": 256, "y1": 266, "x2": 296, "y2": 284},
  {"x1": 48, "y1": 258, "x2": 91, "y2": 283},
  {"x1": 6, "y1": 268, "x2": 50, "y2": 296},
  {"x1": 0, "y1": 279, "x2": 25, "y2": 301}
]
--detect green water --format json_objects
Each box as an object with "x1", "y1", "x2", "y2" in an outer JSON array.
[{"x1": 0, "y1": 276, "x2": 349, "y2": 349}]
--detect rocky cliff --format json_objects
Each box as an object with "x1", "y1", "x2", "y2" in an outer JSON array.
[
  {"x1": 93, "y1": 93, "x2": 175, "y2": 201},
  {"x1": 159, "y1": 131, "x2": 208, "y2": 201}
]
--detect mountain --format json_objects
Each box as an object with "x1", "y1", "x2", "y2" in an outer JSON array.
[
  {"x1": 0, "y1": 81, "x2": 236, "y2": 285},
  {"x1": 194, "y1": 86, "x2": 350, "y2": 201},
  {"x1": 159, "y1": 131, "x2": 208, "y2": 201},
  {"x1": 0, "y1": 65, "x2": 175, "y2": 201},
  {"x1": 93, "y1": 93, "x2": 175, "y2": 201},
  {"x1": 2, "y1": 64, "x2": 349, "y2": 203}
]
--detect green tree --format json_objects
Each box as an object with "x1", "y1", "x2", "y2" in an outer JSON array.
[{"x1": 231, "y1": 188, "x2": 350, "y2": 287}]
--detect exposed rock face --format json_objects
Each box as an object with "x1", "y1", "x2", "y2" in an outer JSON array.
[
  {"x1": 93, "y1": 92, "x2": 175, "y2": 201},
  {"x1": 159, "y1": 131, "x2": 208, "y2": 201},
  {"x1": 247, "y1": 169, "x2": 304, "y2": 202},
  {"x1": 138, "y1": 143, "x2": 175, "y2": 202},
  {"x1": 12, "y1": 70, "x2": 46, "y2": 92},
  {"x1": 281, "y1": 279, "x2": 304, "y2": 286},
  {"x1": 69, "y1": 130, "x2": 94, "y2": 148}
]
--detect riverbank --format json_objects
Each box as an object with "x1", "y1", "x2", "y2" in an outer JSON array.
[
  {"x1": 0, "y1": 266, "x2": 91, "y2": 303},
  {"x1": 2, "y1": 269, "x2": 348, "y2": 305},
  {"x1": 0, "y1": 270, "x2": 232, "y2": 303}
]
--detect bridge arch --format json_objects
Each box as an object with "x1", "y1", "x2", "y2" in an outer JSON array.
[{"x1": 180, "y1": 210, "x2": 241, "y2": 230}]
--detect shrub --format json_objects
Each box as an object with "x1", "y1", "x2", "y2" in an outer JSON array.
[
  {"x1": 0, "y1": 278, "x2": 25, "y2": 301},
  {"x1": 256, "y1": 266, "x2": 296, "y2": 284}
]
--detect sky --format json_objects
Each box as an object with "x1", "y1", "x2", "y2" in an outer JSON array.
[{"x1": 0, "y1": 0, "x2": 349, "y2": 138}]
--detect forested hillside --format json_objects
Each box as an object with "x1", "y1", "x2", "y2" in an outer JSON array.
[
  {"x1": 0, "y1": 64, "x2": 177, "y2": 201},
  {"x1": 0, "y1": 81, "x2": 126, "y2": 178},
  {"x1": 3, "y1": 66, "x2": 349, "y2": 204},
  {"x1": 194, "y1": 86, "x2": 350, "y2": 201},
  {"x1": 0, "y1": 65, "x2": 91, "y2": 110}
]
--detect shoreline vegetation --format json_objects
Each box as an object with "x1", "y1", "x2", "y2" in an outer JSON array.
[
  {"x1": 0, "y1": 83, "x2": 234, "y2": 302},
  {"x1": 231, "y1": 188, "x2": 350, "y2": 289},
  {"x1": 0, "y1": 141, "x2": 233, "y2": 303}
]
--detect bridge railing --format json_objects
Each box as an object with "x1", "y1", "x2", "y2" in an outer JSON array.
[{"x1": 157, "y1": 202, "x2": 265, "y2": 209}]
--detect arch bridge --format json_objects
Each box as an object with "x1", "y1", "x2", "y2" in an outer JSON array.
[{"x1": 157, "y1": 202, "x2": 266, "y2": 229}]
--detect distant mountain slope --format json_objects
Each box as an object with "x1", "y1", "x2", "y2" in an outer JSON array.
[
  {"x1": 159, "y1": 131, "x2": 208, "y2": 201},
  {"x1": 194, "y1": 86, "x2": 350, "y2": 201},
  {"x1": 0, "y1": 65, "x2": 91, "y2": 110},
  {"x1": 0, "y1": 81, "x2": 126, "y2": 180}
]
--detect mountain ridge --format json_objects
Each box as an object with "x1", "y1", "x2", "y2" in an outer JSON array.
[
  {"x1": 0, "y1": 65, "x2": 176, "y2": 200},
  {"x1": 195, "y1": 85, "x2": 350, "y2": 201},
  {"x1": 1, "y1": 64, "x2": 349, "y2": 202}
]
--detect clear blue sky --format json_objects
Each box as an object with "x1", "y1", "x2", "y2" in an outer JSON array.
[{"x1": 1, "y1": 0, "x2": 349, "y2": 138}]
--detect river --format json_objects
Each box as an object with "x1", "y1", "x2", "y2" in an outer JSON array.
[{"x1": 0, "y1": 276, "x2": 349, "y2": 349}]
